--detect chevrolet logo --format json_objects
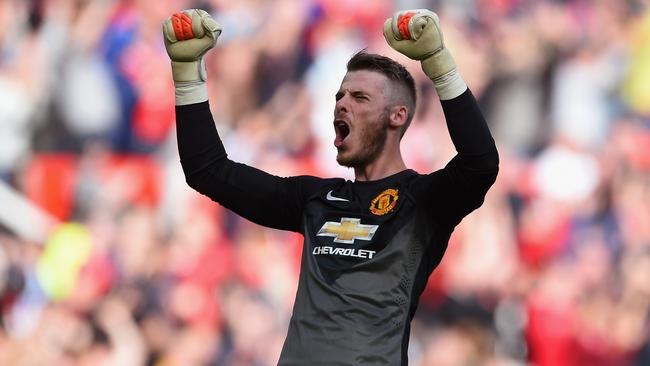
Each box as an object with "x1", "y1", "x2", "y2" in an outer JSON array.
[{"x1": 317, "y1": 218, "x2": 378, "y2": 244}]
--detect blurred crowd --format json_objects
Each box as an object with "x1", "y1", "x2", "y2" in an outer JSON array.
[{"x1": 1, "y1": 0, "x2": 649, "y2": 365}]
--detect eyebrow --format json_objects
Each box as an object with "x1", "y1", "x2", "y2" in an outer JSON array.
[{"x1": 335, "y1": 90, "x2": 370, "y2": 100}]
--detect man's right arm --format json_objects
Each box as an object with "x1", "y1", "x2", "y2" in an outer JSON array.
[
  {"x1": 165, "y1": 10, "x2": 328, "y2": 232},
  {"x1": 176, "y1": 101, "x2": 326, "y2": 232}
]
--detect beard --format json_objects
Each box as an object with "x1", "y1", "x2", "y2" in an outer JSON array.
[{"x1": 336, "y1": 110, "x2": 390, "y2": 168}]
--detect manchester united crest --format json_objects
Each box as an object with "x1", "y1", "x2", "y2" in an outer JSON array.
[{"x1": 370, "y1": 189, "x2": 399, "y2": 215}]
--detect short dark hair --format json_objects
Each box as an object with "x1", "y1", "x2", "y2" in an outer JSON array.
[{"x1": 346, "y1": 51, "x2": 417, "y2": 137}]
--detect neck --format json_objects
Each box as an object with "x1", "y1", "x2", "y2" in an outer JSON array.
[{"x1": 354, "y1": 145, "x2": 407, "y2": 182}]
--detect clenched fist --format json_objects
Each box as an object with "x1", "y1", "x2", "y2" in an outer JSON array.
[
  {"x1": 162, "y1": 9, "x2": 221, "y2": 82},
  {"x1": 163, "y1": 9, "x2": 221, "y2": 105},
  {"x1": 383, "y1": 9, "x2": 466, "y2": 99}
]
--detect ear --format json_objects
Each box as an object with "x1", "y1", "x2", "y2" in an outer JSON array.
[{"x1": 388, "y1": 104, "x2": 408, "y2": 130}]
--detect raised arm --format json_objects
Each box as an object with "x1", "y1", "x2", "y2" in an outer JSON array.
[
  {"x1": 164, "y1": 10, "x2": 328, "y2": 232},
  {"x1": 384, "y1": 9, "x2": 499, "y2": 227}
]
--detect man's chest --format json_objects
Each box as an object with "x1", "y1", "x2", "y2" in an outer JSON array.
[{"x1": 302, "y1": 184, "x2": 416, "y2": 272}]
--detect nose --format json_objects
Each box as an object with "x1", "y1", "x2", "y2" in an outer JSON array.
[{"x1": 335, "y1": 94, "x2": 349, "y2": 116}]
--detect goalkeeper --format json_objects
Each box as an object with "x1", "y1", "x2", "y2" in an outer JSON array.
[{"x1": 164, "y1": 8, "x2": 498, "y2": 365}]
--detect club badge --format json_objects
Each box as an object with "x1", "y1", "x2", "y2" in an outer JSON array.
[{"x1": 370, "y1": 188, "x2": 399, "y2": 215}]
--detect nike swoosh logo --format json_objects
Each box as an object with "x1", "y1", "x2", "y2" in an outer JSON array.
[{"x1": 326, "y1": 190, "x2": 349, "y2": 202}]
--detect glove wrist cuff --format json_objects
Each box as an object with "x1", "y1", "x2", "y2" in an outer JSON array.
[
  {"x1": 175, "y1": 80, "x2": 208, "y2": 106},
  {"x1": 430, "y1": 69, "x2": 467, "y2": 100},
  {"x1": 421, "y1": 49, "x2": 466, "y2": 100},
  {"x1": 171, "y1": 60, "x2": 206, "y2": 83}
]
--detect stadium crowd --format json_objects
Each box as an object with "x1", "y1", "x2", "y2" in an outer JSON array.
[{"x1": 1, "y1": 0, "x2": 649, "y2": 365}]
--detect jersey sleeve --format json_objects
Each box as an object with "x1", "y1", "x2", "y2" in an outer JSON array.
[
  {"x1": 411, "y1": 89, "x2": 499, "y2": 228},
  {"x1": 175, "y1": 102, "x2": 330, "y2": 233}
]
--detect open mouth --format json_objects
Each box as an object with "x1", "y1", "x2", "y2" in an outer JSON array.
[{"x1": 334, "y1": 120, "x2": 350, "y2": 147}]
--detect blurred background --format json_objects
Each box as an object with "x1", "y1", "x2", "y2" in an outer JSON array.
[{"x1": 0, "y1": 0, "x2": 649, "y2": 365}]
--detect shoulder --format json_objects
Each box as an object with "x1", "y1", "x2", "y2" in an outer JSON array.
[
  {"x1": 400, "y1": 169, "x2": 437, "y2": 190},
  {"x1": 291, "y1": 175, "x2": 346, "y2": 200},
  {"x1": 292, "y1": 175, "x2": 345, "y2": 188}
]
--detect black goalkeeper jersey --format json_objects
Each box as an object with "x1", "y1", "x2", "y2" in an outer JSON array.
[{"x1": 175, "y1": 90, "x2": 498, "y2": 365}]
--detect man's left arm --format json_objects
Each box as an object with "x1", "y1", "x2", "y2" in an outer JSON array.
[
  {"x1": 384, "y1": 9, "x2": 499, "y2": 226},
  {"x1": 432, "y1": 88, "x2": 499, "y2": 226}
]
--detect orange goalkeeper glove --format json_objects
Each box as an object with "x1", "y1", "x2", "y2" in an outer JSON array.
[
  {"x1": 383, "y1": 9, "x2": 467, "y2": 100},
  {"x1": 162, "y1": 9, "x2": 221, "y2": 105}
]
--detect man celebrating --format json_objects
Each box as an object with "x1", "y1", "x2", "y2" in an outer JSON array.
[{"x1": 163, "y1": 8, "x2": 498, "y2": 365}]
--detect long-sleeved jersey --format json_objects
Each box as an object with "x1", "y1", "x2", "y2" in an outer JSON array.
[{"x1": 175, "y1": 89, "x2": 499, "y2": 365}]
